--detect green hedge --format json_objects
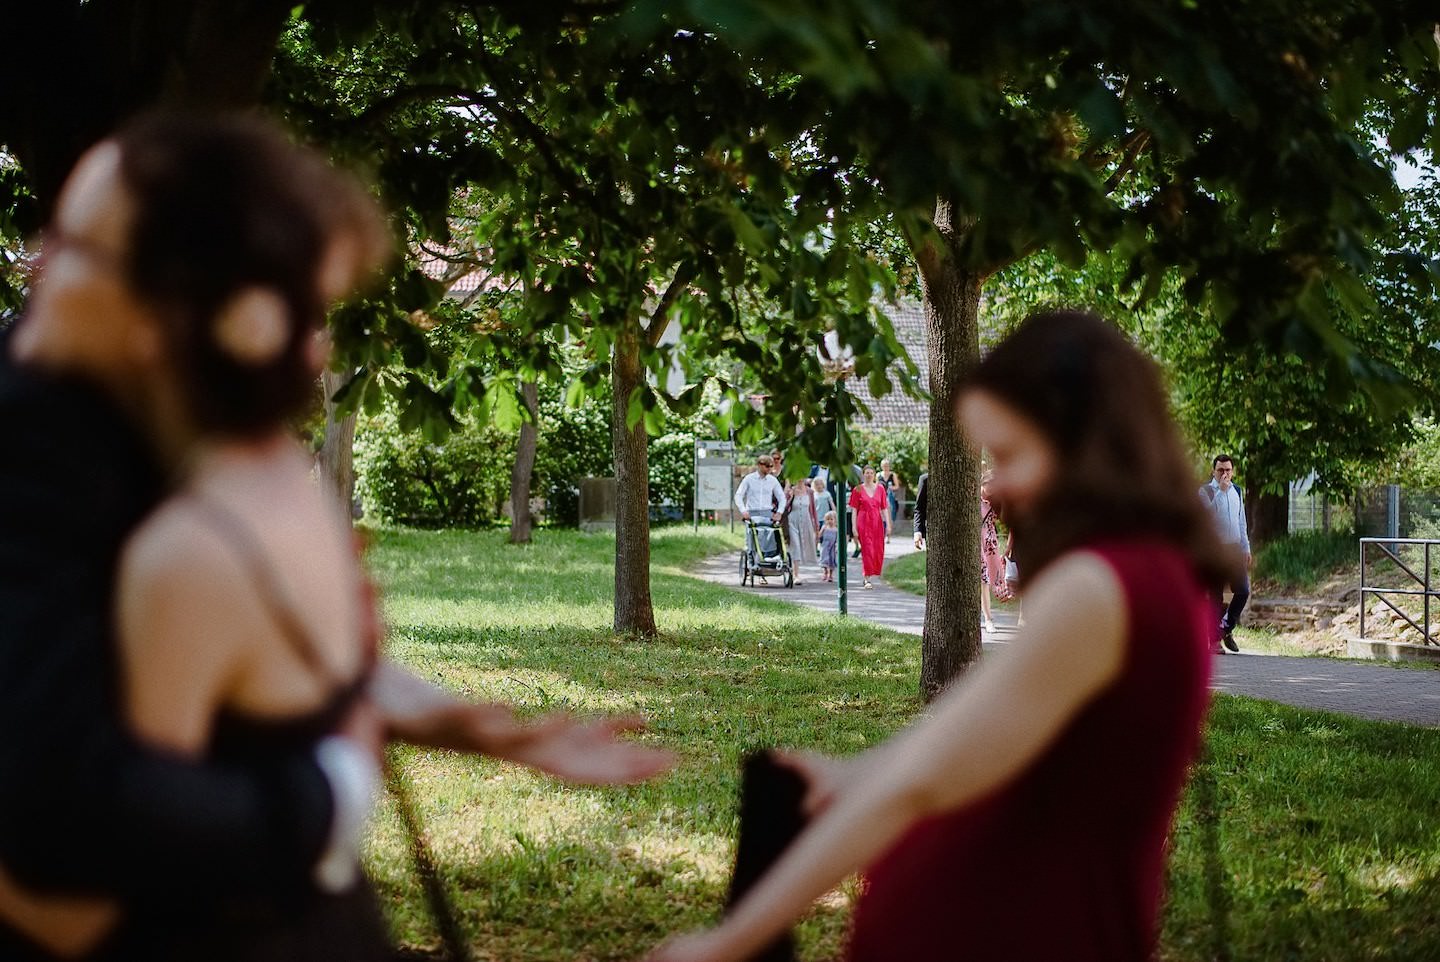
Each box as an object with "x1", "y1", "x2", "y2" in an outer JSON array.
[
  {"x1": 357, "y1": 386, "x2": 704, "y2": 528},
  {"x1": 354, "y1": 408, "x2": 515, "y2": 528},
  {"x1": 534, "y1": 390, "x2": 613, "y2": 526}
]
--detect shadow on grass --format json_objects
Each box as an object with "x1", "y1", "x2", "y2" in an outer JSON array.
[
  {"x1": 1187, "y1": 746, "x2": 1233, "y2": 962},
  {"x1": 369, "y1": 775, "x2": 853, "y2": 962},
  {"x1": 1162, "y1": 698, "x2": 1440, "y2": 961},
  {"x1": 369, "y1": 528, "x2": 1440, "y2": 962}
]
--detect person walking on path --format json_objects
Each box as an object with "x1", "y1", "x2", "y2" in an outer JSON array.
[
  {"x1": 980, "y1": 477, "x2": 1010, "y2": 631},
  {"x1": 786, "y1": 478, "x2": 819, "y2": 585},
  {"x1": 848, "y1": 465, "x2": 891, "y2": 589},
  {"x1": 1200, "y1": 454, "x2": 1250, "y2": 653},
  {"x1": 734, "y1": 455, "x2": 787, "y2": 524},
  {"x1": 810, "y1": 477, "x2": 835, "y2": 529},
  {"x1": 1000, "y1": 505, "x2": 1024, "y2": 627},
  {"x1": 879, "y1": 459, "x2": 901, "y2": 543},
  {"x1": 912, "y1": 472, "x2": 928, "y2": 550},
  {"x1": 645, "y1": 308, "x2": 1231, "y2": 962},
  {"x1": 735, "y1": 454, "x2": 787, "y2": 566},
  {"x1": 819, "y1": 511, "x2": 840, "y2": 582}
]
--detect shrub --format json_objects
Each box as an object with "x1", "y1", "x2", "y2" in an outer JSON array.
[
  {"x1": 649, "y1": 433, "x2": 696, "y2": 517},
  {"x1": 354, "y1": 407, "x2": 515, "y2": 528},
  {"x1": 358, "y1": 379, "x2": 720, "y2": 529},
  {"x1": 535, "y1": 389, "x2": 614, "y2": 526},
  {"x1": 1253, "y1": 530, "x2": 1357, "y2": 592}
]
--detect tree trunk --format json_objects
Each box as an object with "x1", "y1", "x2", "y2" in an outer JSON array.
[
  {"x1": 1244, "y1": 484, "x2": 1289, "y2": 547},
  {"x1": 612, "y1": 317, "x2": 657, "y2": 636},
  {"x1": 317, "y1": 367, "x2": 358, "y2": 516},
  {"x1": 509, "y1": 379, "x2": 540, "y2": 544},
  {"x1": 914, "y1": 198, "x2": 984, "y2": 701}
]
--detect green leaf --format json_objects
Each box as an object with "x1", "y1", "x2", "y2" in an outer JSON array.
[
  {"x1": 725, "y1": 206, "x2": 769, "y2": 254},
  {"x1": 1389, "y1": 103, "x2": 1431, "y2": 155},
  {"x1": 1330, "y1": 270, "x2": 1378, "y2": 319},
  {"x1": 1075, "y1": 81, "x2": 1126, "y2": 140},
  {"x1": 565, "y1": 377, "x2": 588, "y2": 408},
  {"x1": 626, "y1": 386, "x2": 646, "y2": 432},
  {"x1": 833, "y1": 416, "x2": 854, "y2": 472}
]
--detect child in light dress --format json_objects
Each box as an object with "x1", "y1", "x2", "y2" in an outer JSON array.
[
  {"x1": 810, "y1": 477, "x2": 835, "y2": 527},
  {"x1": 818, "y1": 511, "x2": 840, "y2": 582}
]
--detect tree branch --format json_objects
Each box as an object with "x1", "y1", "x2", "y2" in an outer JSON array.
[
  {"x1": 645, "y1": 262, "x2": 696, "y2": 346},
  {"x1": 353, "y1": 84, "x2": 480, "y2": 128},
  {"x1": 1102, "y1": 129, "x2": 1151, "y2": 195}
]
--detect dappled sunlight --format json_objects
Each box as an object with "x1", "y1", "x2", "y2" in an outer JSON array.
[
  {"x1": 365, "y1": 529, "x2": 1440, "y2": 961},
  {"x1": 386, "y1": 596, "x2": 615, "y2": 629},
  {"x1": 1352, "y1": 859, "x2": 1426, "y2": 894}
]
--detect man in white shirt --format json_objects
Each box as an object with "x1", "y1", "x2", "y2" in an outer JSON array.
[
  {"x1": 735, "y1": 454, "x2": 787, "y2": 523},
  {"x1": 1199, "y1": 453, "x2": 1251, "y2": 653}
]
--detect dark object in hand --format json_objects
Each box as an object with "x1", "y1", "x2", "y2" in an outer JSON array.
[{"x1": 725, "y1": 750, "x2": 810, "y2": 962}]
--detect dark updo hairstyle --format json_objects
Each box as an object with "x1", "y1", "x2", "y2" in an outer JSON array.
[
  {"x1": 112, "y1": 111, "x2": 388, "y2": 437},
  {"x1": 961, "y1": 309, "x2": 1236, "y2": 587}
]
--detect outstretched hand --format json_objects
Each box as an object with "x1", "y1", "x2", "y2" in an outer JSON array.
[
  {"x1": 774, "y1": 749, "x2": 849, "y2": 816},
  {"x1": 507, "y1": 714, "x2": 677, "y2": 785},
  {"x1": 375, "y1": 665, "x2": 675, "y2": 783}
]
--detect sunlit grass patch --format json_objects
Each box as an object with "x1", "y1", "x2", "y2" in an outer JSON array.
[{"x1": 367, "y1": 526, "x2": 1440, "y2": 961}]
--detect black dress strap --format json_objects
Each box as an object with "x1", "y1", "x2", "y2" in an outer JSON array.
[{"x1": 182, "y1": 496, "x2": 350, "y2": 688}]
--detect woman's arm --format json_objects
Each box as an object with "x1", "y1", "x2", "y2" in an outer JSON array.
[
  {"x1": 645, "y1": 551, "x2": 1129, "y2": 962},
  {"x1": 373, "y1": 662, "x2": 675, "y2": 783}
]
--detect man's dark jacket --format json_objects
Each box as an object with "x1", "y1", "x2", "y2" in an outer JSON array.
[
  {"x1": 913, "y1": 473, "x2": 928, "y2": 538},
  {"x1": 0, "y1": 354, "x2": 332, "y2": 900}
]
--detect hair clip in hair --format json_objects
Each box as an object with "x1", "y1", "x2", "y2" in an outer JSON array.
[{"x1": 212, "y1": 288, "x2": 289, "y2": 365}]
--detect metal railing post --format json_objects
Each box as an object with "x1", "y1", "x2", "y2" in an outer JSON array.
[
  {"x1": 1360, "y1": 539, "x2": 1366, "y2": 641},
  {"x1": 1358, "y1": 537, "x2": 1440, "y2": 647}
]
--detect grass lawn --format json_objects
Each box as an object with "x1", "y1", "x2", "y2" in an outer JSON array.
[{"x1": 367, "y1": 526, "x2": 1440, "y2": 961}]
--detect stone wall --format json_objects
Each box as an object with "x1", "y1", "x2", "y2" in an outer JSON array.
[{"x1": 1246, "y1": 594, "x2": 1354, "y2": 632}]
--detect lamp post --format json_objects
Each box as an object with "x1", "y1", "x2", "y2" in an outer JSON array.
[
  {"x1": 821, "y1": 331, "x2": 853, "y2": 617},
  {"x1": 836, "y1": 405, "x2": 848, "y2": 617}
]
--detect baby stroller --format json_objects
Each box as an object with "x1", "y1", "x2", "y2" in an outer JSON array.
[{"x1": 739, "y1": 518, "x2": 794, "y2": 588}]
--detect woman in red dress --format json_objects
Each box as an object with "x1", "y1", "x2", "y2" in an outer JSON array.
[
  {"x1": 646, "y1": 310, "x2": 1237, "y2": 962},
  {"x1": 847, "y1": 466, "x2": 891, "y2": 589}
]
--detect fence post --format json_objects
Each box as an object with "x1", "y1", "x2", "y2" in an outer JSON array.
[
  {"x1": 1359, "y1": 540, "x2": 1366, "y2": 641},
  {"x1": 1387, "y1": 484, "x2": 1401, "y2": 545}
]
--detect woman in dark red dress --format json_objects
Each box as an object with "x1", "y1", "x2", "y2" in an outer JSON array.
[
  {"x1": 646, "y1": 310, "x2": 1237, "y2": 962},
  {"x1": 847, "y1": 466, "x2": 890, "y2": 588}
]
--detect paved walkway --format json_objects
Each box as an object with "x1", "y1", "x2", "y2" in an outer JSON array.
[{"x1": 693, "y1": 540, "x2": 1440, "y2": 727}]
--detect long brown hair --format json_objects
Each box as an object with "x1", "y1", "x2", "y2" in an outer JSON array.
[{"x1": 962, "y1": 310, "x2": 1235, "y2": 587}]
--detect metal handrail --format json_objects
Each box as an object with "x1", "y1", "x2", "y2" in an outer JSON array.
[{"x1": 1359, "y1": 537, "x2": 1438, "y2": 647}]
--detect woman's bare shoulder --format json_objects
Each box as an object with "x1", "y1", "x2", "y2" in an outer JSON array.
[{"x1": 120, "y1": 499, "x2": 243, "y2": 590}]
